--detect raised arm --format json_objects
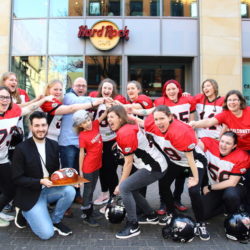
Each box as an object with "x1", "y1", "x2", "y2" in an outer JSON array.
[
  {"x1": 185, "y1": 151, "x2": 199, "y2": 187},
  {"x1": 54, "y1": 98, "x2": 104, "y2": 115},
  {"x1": 189, "y1": 117, "x2": 219, "y2": 129},
  {"x1": 21, "y1": 95, "x2": 54, "y2": 116}
]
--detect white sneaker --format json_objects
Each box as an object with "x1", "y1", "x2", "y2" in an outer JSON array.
[
  {"x1": 0, "y1": 212, "x2": 14, "y2": 221},
  {"x1": 0, "y1": 217, "x2": 10, "y2": 227},
  {"x1": 94, "y1": 192, "x2": 109, "y2": 205}
]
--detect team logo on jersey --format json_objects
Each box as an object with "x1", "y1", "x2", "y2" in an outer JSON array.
[
  {"x1": 52, "y1": 103, "x2": 58, "y2": 108},
  {"x1": 240, "y1": 168, "x2": 246, "y2": 173},
  {"x1": 188, "y1": 143, "x2": 195, "y2": 150},
  {"x1": 124, "y1": 147, "x2": 131, "y2": 153},
  {"x1": 142, "y1": 101, "x2": 148, "y2": 107}
]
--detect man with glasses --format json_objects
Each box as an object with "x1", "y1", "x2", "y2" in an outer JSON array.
[{"x1": 58, "y1": 78, "x2": 96, "y2": 214}]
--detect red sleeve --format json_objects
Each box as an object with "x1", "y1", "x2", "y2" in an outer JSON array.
[
  {"x1": 168, "y1": 121, "x2": 197, "y2": 151},
  {"x1": 40, "y1": 99, "x2": 62, "y2": 115},
  {"x1": 114, "y1": 95, "x2": 127, "y2": 104},
  {"x1": 18, "y1": 88, "x2": 30, "y2": 102},
  {"x1": 187, "y1": 96, "x2": 196, "y2": 113},
  {"x1": 215, "y1": 111, "x2": 227, "y2": 124},
  {"x1": 135, "y1": 95, "x2": 153, "y2": 109},
  {"x1": 200, "y1": 137, "x2": 217, "y2": 152},
  {"x1": 88, "y1": 91, "x2": 98, "y2": 97},
  {"x1": 193, "y1": 93, "x2": 203, "y2": 105},
  {"x1": 154, "y1": 97, "x2": 164, "y2": 107},
  {"x1": 117, "y1": 129, "x2": 138, "y2": 155},
  {"x1": 231, "y1": 151, "x2": 250, "y2": 175}
]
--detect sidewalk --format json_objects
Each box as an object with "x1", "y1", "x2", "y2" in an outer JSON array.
[{"x1": 0, "y1": 181, "x2": 249, "y2": 250}]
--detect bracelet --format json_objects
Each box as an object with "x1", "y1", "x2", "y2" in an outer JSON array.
[{"x1": 207, "y1": 185, "x2": 212, "y2": 191}]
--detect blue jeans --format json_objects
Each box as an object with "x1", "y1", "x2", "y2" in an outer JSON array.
[
  {"x1": 23, "y1": 186, "x2": 75, "y2": 240},
  {"x1": 59, "y1": 145, "x2": 80, "y2": 198}
]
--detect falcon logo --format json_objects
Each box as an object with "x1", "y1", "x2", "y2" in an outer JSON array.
[
  {"x1": 173, "y1": 221, "x2": 187, "y2": 232},
  {"x1": 188, "y1": 143, "x2": 195, "y2": 150},
  {"x1": 142, "y1": 101, "x2": 148, "y2": 107},
  {"x1": 65, "y1": 168, "x2": 76, "y2": 177},
  {"x1": 124, "y1": 147, "x2": 131, "y2": 153},
  {"x1": 52, "y1": 103, "x2": 58, "y2": 108},
  {"x1": 242, "y1": 217, "x2": 250, "y2": 229},
  {"x1": 240, "y1": 168, "x2": 246, "y2": 173}
]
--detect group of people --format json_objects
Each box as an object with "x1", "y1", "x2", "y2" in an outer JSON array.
[{"x1": 0, "y1": 72, "x2": 249, "y2": 242}]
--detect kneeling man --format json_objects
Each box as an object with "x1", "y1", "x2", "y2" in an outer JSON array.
[{"x1": 12, "y1": 111, "x2": 75, "y2": 240}]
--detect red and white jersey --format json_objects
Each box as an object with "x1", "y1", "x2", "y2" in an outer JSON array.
[
  {"x1": 40, "y1": 98, "x2": 62, "y2": 141},
  {"x1": 116, "y1": 124, "x2": 167, "y2": 172},
  {"x1": 94, "y1": 103, "x2": 116, "y2": 142},
  {"x1": 154, "y1": 96, "x2": 195, "y2": 123},
  {"x1": 0, "y1": 104, "x2": 21, "y2": 163},
  {"x1": 145, "y1": 117, "x2": 204, "y2": 168},
  {"x1": 201, "y1": 137, "x2": 250, "y2": 185},
  {"x1": 215, "y1": 107, "x2": 250, "y2": 151},
  {"x1": 194, "y1": 94, "x2": 224, "y2": 138},
  {"x1": 128, "y1": 94, "x2": 153, "y2": 109}
]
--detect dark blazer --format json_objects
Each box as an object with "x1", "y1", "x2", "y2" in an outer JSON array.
[{"x1": 12, "y1": 137, "x2": 60, "y2": 211}]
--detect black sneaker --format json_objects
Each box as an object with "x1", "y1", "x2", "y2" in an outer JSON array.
[
  {"x1": 138, "y1": 212, "x2": 159, "y2": 225},
  {"x1": 82, "y1": 215, "x2": 100, "y2": 227},
  {"x1": 53, "y1": 222, "x2": 72, "y2": 236},
  {"x1": 15, "y1": 208, "x2": 27, "y2": 229},
  {"x1": 196, "y1": 223, "x2": 210, "y2": 241},
  {"x1": 116, "y1": 221, "x2": 141, "y2": 239},
  {"x1": 159, "y1": 213, "x2": 173, "y2": 226}
]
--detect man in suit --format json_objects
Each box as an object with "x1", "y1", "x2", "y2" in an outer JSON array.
[{"x1": 12, "y1": 111, "x2": 76, "y2": 240}]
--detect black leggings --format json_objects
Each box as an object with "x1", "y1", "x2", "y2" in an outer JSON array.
[
  {"x1": 99, "y1": 140, "x2": 119, "y2": 195},
  {"x1": 0, "y1": 163, "x2": 15, "y2": 211},
  {"x1": 159, "y1": 162, "x2": 205, "y2": 222},
  {"x1": 201, "y1": 185, "x2": 247, "y2": 220}
]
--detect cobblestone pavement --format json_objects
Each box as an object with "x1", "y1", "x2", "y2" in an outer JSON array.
[{"x1": 0, "y1": 180, "x2": 249, "y2": 250}]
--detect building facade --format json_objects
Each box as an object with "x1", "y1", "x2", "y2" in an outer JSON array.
[{"x1": 0, "y1": 0, "x2": 250, "y2": 102}]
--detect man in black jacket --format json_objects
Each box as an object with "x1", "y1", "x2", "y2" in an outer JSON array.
[{"x1": 12, "y1": 111, "x2": 75, "y2": 240}]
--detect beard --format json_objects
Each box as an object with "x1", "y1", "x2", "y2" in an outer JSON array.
[{"x1": 32, "y1": 130, "x2": 48, "y2": 141}]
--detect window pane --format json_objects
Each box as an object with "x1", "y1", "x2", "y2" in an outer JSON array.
[
  {"x1": 50, "y1": 0, "x2": 83, "y2": 17},
  {"x1": 163, "y1": 0, "x2": 198, "y2": 17},
  {"x1": 48, "y1": 56, "x2": 83, "y2": 90},
  {"x1": 128, "y1": 57, "x2": 186, "y2": 98},
  {"x1": 85, "y1": 56, "x2": 121, "y2": 92},
  {"x1": 87, "y1": 0, "x2": 121, "y2": 16},
  {"x1": 13, "y1": 0, "x2": 48, "y2": 18},
  {"x1": 243, "y1": 60, "x2": 250, "y2": 106},
  {"x1": 241, "y1": 2, "x2": 250, "y2": 18},
  {"x1": 126, "y1": 0, "x2": 160, "y2": 16},
  {"x1": 11, "y1": 56, "x2": 46, "y2": 99}
]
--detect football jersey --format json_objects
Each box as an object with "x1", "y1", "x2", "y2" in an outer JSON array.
[
  {"x1": 128, "y1": 94, "x2": 153, "y2": 109},
  {"x1": 154, "y1": 95, "x2": 196, "y2": 123},
  {"x1": 116, "y1": 124, "x2": 167, "y2": 172},
  {"x1": 0, "y1": 104, "x2": 21, "y2": 163},
  {"x1": 145, "y1": 117, "x2": 204, "y2": 168},
  {"x1": 79, "y1": 120, "x2": 103, "y2": 173},
  {"x1": 215, "y1": 107, "x2": 250, "y2": 151},
  {"x1": 93, "y1": 103, "x2": 116, "y2": 142},
  {"x1": 40, "y1": 98, "x2": 62, "y2": 141},
  {"x1": 195, "y1": 94, "x2": 224, "y2": 138},
  {"x1": 201, "y1": 137, "x2": 250, "y2": 185}
]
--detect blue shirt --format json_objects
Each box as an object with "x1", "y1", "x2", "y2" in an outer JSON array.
[{"x1": 58, "y1": 90, "x2": 94, "y2": 146}]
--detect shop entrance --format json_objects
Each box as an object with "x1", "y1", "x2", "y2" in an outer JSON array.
[{"x1": 128, "y1": 56, "x2": 193, "y2": 98}]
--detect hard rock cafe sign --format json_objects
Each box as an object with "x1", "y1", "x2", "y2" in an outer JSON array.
[{"x1": 78, "y1": 20, "x2": 129, "y2": 51}]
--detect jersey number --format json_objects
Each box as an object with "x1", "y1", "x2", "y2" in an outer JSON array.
[
  {"x1": 163, "y1": 147, "x2": 181, "y2": 161},
  {"x1": 200, "y1": 112, "x2": 216, "y2": 130},
  {"x1": 208, "y1": 163, "x2": 231, "y2": 182},
  {"x1": 93, "y1": 109, "x2": 108, "y2": 127},
  {"x1": 173, "y1": 111, "x2": 189, "y2": 123},
  {"x1": 0, "y1": 126, "x2": 16, "y2": 146}
]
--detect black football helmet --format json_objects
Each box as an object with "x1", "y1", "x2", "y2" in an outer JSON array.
[
  {"x1": 162, "y1": 214, "x2": 195, "y2": 243},
  {"x1": 105, "y1": 195, "x2": 126, "y2": 224},
  {"x1": 224, "y1": 212, "x2": 250, "y2": 242}
]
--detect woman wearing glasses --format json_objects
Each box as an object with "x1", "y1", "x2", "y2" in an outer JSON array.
[{"x1": 0, "y1": 86, "x2": 53, "y2": 227}]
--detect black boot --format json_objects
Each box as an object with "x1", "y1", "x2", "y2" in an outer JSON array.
[{"x1": 81, "y1": 206, "x2": 99, "y2": 227}]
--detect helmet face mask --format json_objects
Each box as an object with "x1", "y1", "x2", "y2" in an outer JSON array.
[
  {"x1": 162, "y1": 215, "x2": 195, "y2": 243},
  {"x1": 105, "y1": 195, "x2": 126, "y2": 224},
  {"x1": 224, "y1": 213, "x2": 250, "y2": 242}
]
